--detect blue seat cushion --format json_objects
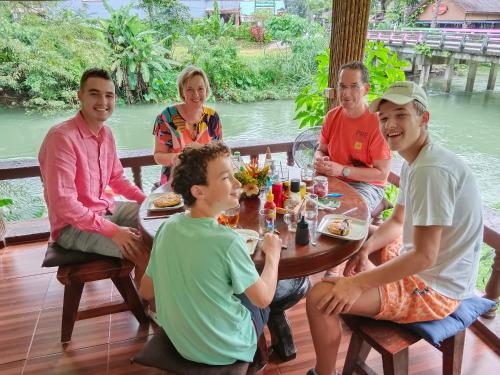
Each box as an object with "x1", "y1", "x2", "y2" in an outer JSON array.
[{"x1": 404, "y1": 296, "x2": 496, "y2": 346}]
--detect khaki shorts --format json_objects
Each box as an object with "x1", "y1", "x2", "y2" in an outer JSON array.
[
  {"x1": 373, "y1": 238, "x2": 460, "y2": 324},
  {"x1": 56, "y1": 201, "x2": 140, "y2": 259}
]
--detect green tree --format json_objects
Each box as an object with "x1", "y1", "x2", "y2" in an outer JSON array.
[
  {"x1": 98, "y1": 0, "x2": 176, "y2": 103},
  {"x1": 0, "y1": 3, "x2": 107, "y2": 110},
  {"x1": 138, "y1": 0, "x2": 191, "y2": 49}
]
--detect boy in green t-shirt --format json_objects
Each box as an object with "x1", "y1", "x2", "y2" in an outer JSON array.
[{"x1": 139, "y1": 141, "x2": 282, "y2": 365}]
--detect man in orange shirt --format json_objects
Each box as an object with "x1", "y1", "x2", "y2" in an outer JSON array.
[{"x1": 314, "y1": 61, "x2": 391, "y2": 215}]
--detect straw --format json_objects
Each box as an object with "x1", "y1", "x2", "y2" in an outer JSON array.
[{"x1": 279, "y1": 160, "x2": 284, "y2": 180}]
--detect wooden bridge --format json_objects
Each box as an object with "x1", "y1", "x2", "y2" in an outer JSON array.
[{"x1": 367, "y1": 29, "x2": 500, "y2": 92}]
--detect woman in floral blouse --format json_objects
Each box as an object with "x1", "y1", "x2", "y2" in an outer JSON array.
[{"x1": 153, "y1": 66, "x2": 222, "y2": 184}]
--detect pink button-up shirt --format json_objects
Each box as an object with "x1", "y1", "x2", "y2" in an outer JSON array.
[{"x1": 39, "y1": 112, "x2": 146, "y2": 241}]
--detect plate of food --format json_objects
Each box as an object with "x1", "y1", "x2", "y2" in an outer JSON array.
[
  {"x1": 146, "y1": 192, "x2": 184, "y2": 211},
  {"x1": 317, "y1": 214, "x2": 368, "y2": 240},
  {"x1": 234, "y1": 229, "x2": 259, "y2": 255}
]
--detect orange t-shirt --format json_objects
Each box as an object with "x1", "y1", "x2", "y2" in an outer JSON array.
[{"x1": 319, "y1": 106, "x2": 391, "y2": 187}]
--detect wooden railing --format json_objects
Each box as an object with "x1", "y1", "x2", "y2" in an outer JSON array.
[
  {"x1": 0, "y1": 139, "x2": 295, "y2": 191},
  {"x1": 1, "y1": 139, "x2": 499, "y2": 252},
  {"x1": 367, "y1": 29, "x2": 500, "y2": 57}
]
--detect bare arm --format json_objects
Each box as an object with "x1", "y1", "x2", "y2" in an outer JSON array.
[
  {"x1": 320, "y1": 224, "x2": 442, "y2": 315},
  {"x1": 344, "y1": 204, "x2": 404, "y2": 276},
  {"x1": 362, "y1": 203, "x2": 404, "y2": 255},
  {"x1": 315, "y1": 155, "x2": 391, "y2": 183},
  {"x1": 139, "y1": 274, "x2": 155, "y2": 302},
  {"x1": 244, "y1": 233, "x2": 281, "y2": 308},
  {"x1": 153, "y1": 136, "x2": 179, "y2": 167},
  {"x1": 354, "y1": 224, "x2": 442, "y2": 289}
]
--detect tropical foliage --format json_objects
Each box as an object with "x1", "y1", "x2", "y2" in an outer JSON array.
[
  {"x1": 138, "y1": 0, "x2": 191, "y2": 49},
  {"x1": 98, "y1": 0, "x2": 177, "y2": 104},
  {"x1": 0, "y1": 3, "x2": 107, "y2": 111}
]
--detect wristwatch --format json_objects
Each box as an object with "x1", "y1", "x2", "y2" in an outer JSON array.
[{"x1": 341, "y1": 167, "x2": 351, "y2": 177}]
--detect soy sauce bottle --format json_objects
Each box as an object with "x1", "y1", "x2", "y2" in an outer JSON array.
[{"x1": 295, "y1": 216, "x2": 310, "y2": 246}]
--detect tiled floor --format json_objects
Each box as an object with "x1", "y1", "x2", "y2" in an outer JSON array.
[{"x1": 0, "y1": 241, "x2": 498, "y2": 374}]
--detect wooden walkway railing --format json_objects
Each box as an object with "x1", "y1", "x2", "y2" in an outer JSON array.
[{"x1": 367, "y1": 29, "x2": 500, "y2": 57}]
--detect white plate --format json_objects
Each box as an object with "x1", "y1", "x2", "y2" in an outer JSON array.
[
  {"x1": 234, "y1": 229, "x2": 259, "y2": 255},
  {"x1": 146, "y1": 192, "x2": 184, "y2": 211},
  {"x1": 317, "y1": 214, "x2": 368, "y2": 241}
]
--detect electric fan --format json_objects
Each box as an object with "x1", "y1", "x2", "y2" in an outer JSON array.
[{"x1": 292, "y1": 127, "x2": 322, "y2": 168}]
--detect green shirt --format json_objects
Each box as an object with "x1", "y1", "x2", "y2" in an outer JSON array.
[{"x1": 146, "y1": 213, "x2": 259, "y2": 365}]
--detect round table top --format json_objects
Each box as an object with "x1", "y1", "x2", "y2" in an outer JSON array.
[{"x1": 138, "y1": 176, "x2": 369, "y2": 280}]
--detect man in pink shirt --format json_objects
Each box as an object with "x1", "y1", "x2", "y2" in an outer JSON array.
[{"x1": 39, "y1": 68, "x2": 148, "y2": 284}]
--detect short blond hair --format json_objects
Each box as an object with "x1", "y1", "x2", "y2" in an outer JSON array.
[{"x1": 177, "y1": 65, "x2": 211, "y2": 101}]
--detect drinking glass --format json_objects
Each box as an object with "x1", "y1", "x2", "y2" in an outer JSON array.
[
  {"x1": 283, "y1": 200, "x2": 299, "y2": 232},
  {"x1": 305, "y1": 193, "x2": 319, "y2": 242},
  {"x1": 259, "y1": 208, "x2": 275, "y2": 239},
  {"x1": 268, "y1": 160, "x2": 280, "y2": 181},
  {"x1": 301, "y1": 164, "x2": 314, "y2": 186},
  {"x1": 305, "y1": 193, "x2": 319, "y2": 222},
  {"x1": 222, "y1": 204, "x2": 240, "y2": 228},
  {"x1": 278, "y1": 161, "x2": 289, "y2": 182}
]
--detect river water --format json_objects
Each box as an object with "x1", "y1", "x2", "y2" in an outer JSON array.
[{"x1": 1, "y1": 70, "x2": 499, "y2": 220}]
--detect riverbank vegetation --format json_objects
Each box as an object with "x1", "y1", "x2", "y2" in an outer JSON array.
[{"x1": 0, "y1": 0, "x2": 329, "y2": 111}]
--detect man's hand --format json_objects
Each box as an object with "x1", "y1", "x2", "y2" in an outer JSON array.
[
  {"x1": 314, "y1": 156, "x2": 344, "y2": 177},
  {"x1": 344, "y1": 250, "x2": 373, "y2": 276},
  {"x1": 316, "y1": 276, "x2": 364, "y2": 315},
  {"x1": 112, "y1": 226, "x2": 147, "y2": 261},
  {"x1": 260, "y1": 233, "x2": 282, "y2": 264}
]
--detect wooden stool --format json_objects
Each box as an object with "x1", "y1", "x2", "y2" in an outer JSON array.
[
  {"x1": 132, "y1": 327, "x2": 268, "y2": 374},
  {"x1": 342, "y1": 315, "x2": 465, "y2": 375},
  {"x1": 43, "y1": 243, "x2": 148, "y2": 343}
]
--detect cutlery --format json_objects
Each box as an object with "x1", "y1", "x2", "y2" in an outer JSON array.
[
  {"x1": 247, "y1": 235, "x2": 287, "y2": 249},
  {"x1": 340, "y1": 207, "x2": 358, "y2": 216},
  {"x1": 143, "y1": 214, "x2": 172, "y2": 220},
  {"x1": 326, "y1": 193, "x2": 344, "y2": 198}
]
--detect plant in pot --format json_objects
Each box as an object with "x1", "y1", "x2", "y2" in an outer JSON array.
[{"x1": 0, "y1": 198, "x2": 13, "y2": 246}]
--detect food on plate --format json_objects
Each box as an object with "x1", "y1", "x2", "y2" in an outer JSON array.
[
  {"x1": 153, "y1": 193, "x2": 181, "y2": 208},
  {"x1": 327, "y1": 218, "x2": 351, "y2": 236}
]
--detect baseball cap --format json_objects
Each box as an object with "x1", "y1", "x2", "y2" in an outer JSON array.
[{"x1": 369, "y1": 81, "x2": 428, "y2": 113}]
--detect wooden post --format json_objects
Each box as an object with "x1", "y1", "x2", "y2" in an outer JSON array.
[
  {"x1": 487, "y1": 63, "x2": 498, "y2": 91},
  {"x1": 131, "y1": 166, "x2": 143, "y2": 191},
  {"x1": 327, "y1": 0, "x2": 371, "y2": 110},
  {"x1": 465, "y1": 61, "x2": 478, "y2": 92},
  {"x1": 419, "y1": 56, "x2": 431, "y2": 87},
  {"x1": 444, "y1": 56, "x2": 455, "y2": 93}
]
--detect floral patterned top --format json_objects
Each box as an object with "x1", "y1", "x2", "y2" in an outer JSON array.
[{"x1": 153, "y1": 105, "x2": 222, "y2": 184}]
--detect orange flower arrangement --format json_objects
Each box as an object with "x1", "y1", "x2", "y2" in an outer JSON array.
[{"x1": 234, "y1": 159, "x2": 270, "y2": 198}]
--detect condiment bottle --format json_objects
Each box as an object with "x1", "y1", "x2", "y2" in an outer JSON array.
[
  {"x1": 295, "y1": 216, "x2": 310, "y2": 245},
  {"x1": 285, "y1": 179, "x2": 301, "y2": 232},
  {"x1": 264, "y1": 191, "x2": 276, "y2": 220}
]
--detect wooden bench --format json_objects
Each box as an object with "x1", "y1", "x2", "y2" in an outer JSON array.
[
  {"x1": 342, "y1": 315, "x2": 465, "y2": 375},
  {"x1": 132, "y1": 327, "x2": 269, "y2": 374},
  {"x1": 44, "y1": 243, "x2": 148, "y2": 343}
]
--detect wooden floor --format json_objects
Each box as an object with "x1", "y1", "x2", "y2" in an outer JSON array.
[{"x1": 0, "y1": 242, "x2": 498, "y2": 375}]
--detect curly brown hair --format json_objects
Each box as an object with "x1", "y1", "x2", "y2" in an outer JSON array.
[{"x1": 172, "y1": 141, "x2": 231, "y2": 206}]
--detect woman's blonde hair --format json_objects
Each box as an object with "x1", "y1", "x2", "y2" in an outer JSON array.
[{"x1": 177, "y1": 65, "x2": 211, "y2": 101}]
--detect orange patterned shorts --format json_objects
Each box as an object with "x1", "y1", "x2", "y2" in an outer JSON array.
[{"x1": 373, "y1": 238, "x2": 460, "y2": 324}]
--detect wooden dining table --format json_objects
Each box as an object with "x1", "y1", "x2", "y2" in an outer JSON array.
[{"x1": 138, "y1": 175, "x2": 369, "y2": 280}]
